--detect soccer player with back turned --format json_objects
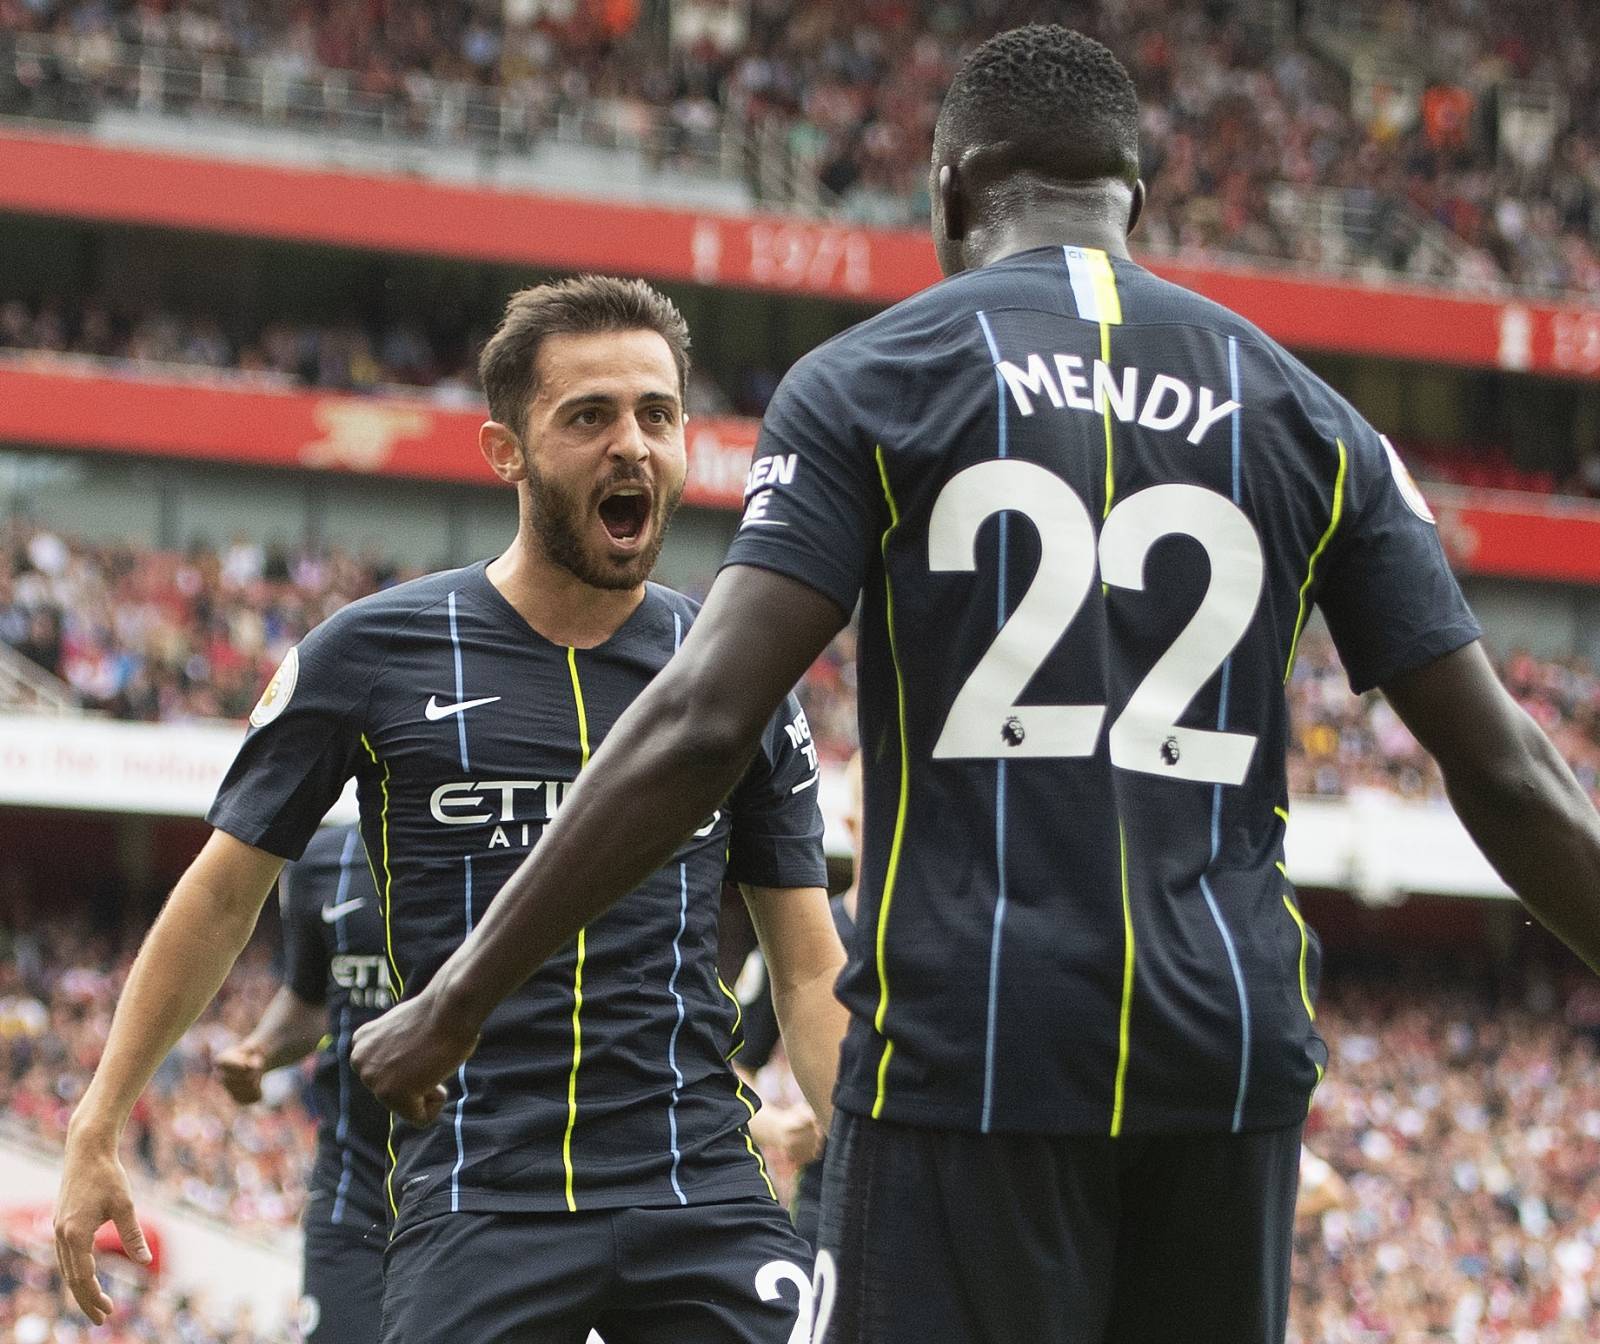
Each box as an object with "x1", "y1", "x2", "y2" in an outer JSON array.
[
  {"x1": 54, "y1": 276, "x2": 848, "y2": 1344},
  {"x1": 354, "y1": 27, "x2": 1600, "y2": 1344}
]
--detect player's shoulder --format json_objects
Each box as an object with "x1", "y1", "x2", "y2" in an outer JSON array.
[
  {"x1": 304, "y1": 564, "x2": 479, "y2": 653},
  {"x1": 1120, "y1": 265, "x2": 1370, "y2": 433}
]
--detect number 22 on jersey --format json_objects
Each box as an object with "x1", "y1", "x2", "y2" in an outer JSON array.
[{"x1": 928, "y1": 460, "x2": 1264, "y2": 786}]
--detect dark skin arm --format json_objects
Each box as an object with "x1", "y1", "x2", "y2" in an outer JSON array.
[
  {"x1": 353, "y1": 565, "x2": 846, "y2": 1123},
  {"x1": 1382, "y1": 640, "x2": 1600, "y2": 973}
]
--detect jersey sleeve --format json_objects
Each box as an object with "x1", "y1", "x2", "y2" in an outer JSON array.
[
  {"x1": 724, "y1": 694, "x2": 829, "y2": 891},
  {"x1": 718, "y1": 346, "x2": 882, "y2": 617},
  {"x1": 277, "y1": 860, "x2": 329, "y2": 1006},
  {"x1": 1312, "y1": 415, "x2": 1481, "y2": 695},
  {"x1": 206, "y1": 610, "x2": 370, "y2": 860}
]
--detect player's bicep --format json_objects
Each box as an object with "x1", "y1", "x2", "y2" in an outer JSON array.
[
  {"x1": 187, "y1": 829, "x2": 288, "y2": 919},
  {"x1": 741, "y1": 883, "x2": 845, "y2": 995},
  {"x1": 1380, "y1": 640, "x2": 1532, "y2": 781}
]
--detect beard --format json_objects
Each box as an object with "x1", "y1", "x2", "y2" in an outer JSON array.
[{"x1": 524, "y1": 458, "x2": 683, "y2": 591}]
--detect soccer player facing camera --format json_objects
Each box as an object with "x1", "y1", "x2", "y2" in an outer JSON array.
[{"x1": 56, "y1": 276, "x2": 847, "y2": 1344}]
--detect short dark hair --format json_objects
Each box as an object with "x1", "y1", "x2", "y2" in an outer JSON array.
[
  {"x1": 479, "y1": 275, "x2": 691, "y2": 434},
  {"x1": 933, "y1": 26, "x2": 1140, "y2": 185}
]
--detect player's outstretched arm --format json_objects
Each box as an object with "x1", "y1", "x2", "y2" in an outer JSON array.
[
  {"x1": 742, "y1": 883, "x2": 849, "y2": 1130},
  {"x1": 353, "y1": 565, "x2": 847, "y2": 1122},
  {"x1": 1383, "y1": 640, "x2": 1600, "y2": 974},
  {"x1": 216, "y1": 986, "x2": 327, "y2": 1105},
  {"x1": 54, "y1": 830, "x2": 285, "y2": 1323}
]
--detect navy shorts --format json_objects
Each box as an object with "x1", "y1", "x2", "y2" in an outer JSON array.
[
  {"x1": 379, "y1": 1199, "x2": 815, "y2": 1344},
  {"x1": 815, "y1": 1111, "x2": 1302, "y2": 1344},
  {"x1": 301, "y1": 1211, "x2": 385, "y2": 1344}
]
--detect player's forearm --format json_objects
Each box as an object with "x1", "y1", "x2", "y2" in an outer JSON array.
[
  {"x1": 242, "y1": 987, "x2": 327, "y2": 1072},
  {"x1": 1443, "y1": 716, "x2": 1600, "y2": 974},
  {"x1": 432, "y1": 665, "x2": 767, "y2": 1028},
  {"x1": 71, "y1": 866, "x2": 272, "y2": 1141},
  {"x1": 769, "y1": 963, "x2": 849, "y2": 1129}
]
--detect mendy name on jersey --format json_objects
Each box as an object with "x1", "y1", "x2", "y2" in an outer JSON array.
[{"x1": 724, "y1": 244, "x2": 1478, "y2": 1141}]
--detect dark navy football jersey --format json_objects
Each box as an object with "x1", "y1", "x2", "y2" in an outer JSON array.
[
  {"x1": 278, "y1": 822, "x2": 393, "y2": 1231},
  {"x1": 209, "y1": 566, "x2": 827, "y2": 1227},
  {"x1": 722, "y1": 246, "x2": 1480, "y2": 1138}
]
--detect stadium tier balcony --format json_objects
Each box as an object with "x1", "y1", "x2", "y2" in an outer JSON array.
[{"x1": 5, "y1": 1, "x2": 1600, "y2": 295}]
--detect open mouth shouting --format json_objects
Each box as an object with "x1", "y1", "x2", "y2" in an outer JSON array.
[{"x1": 596, "y1": 482, "x2": 653, "y2": 551}]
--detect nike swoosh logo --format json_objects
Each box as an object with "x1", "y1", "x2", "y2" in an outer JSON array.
[
  {"x1": 320, "y1": 898, "x2": 367, "y2": 923},
  {"x1": 424, "y1": 694, "x2": 502, "y2": 720}
]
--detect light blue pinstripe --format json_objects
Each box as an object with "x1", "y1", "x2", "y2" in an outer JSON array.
[
  {"x1": 446, "y1": 592, "x2": 474, "y2": 1209},
  {"x1": 447, "y1": 591, "x2": 469, "y2": 770},
  {"x1": 1199, "y1": 334, "x2": 1253, "y2": 1133},
  {"x1": 662, "y1": 611, "x2": 690, "y2": 1202},
  {"x1": 450, "y1": 855, "x2": 474, "y2": 1211},
  {"x1": 975, "y1": 309, "x2": 1010, "y2": 1134},
  {"x1": 330, "y1": 826, "x2": 360, "y2": 1225}
]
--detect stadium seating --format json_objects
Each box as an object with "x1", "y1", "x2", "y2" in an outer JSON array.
[{"x1": 5, "y1": 0, "x2": 1600, "y2": 293}]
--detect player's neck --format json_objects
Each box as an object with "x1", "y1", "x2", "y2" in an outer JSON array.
[
  {"x1": 966, "y1": 213, "x2": 1132, "y2": 269},
  {"x1": 486, "y1": 543, "x2": 645, "y2": 649}
]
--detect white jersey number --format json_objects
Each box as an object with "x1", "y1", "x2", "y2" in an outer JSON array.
[
  {"x1": 755, "y1": 1258, "x2": 815, "y2": 1344},
  {"x1": 928, "y1": 463, "x2": 1263, "y2": 785}
]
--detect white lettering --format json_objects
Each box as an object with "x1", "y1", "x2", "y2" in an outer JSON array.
[
  {"x1": 745, "y1": 454, "x2": 798, "y2": 496},
  {"x1": 1138, "y1": 373, "x2": 1193, "y2": 432},
  {"x1": 1187, "y1": 387, "x2": 1242, "y2": 446},
  {"x1": 996, "y1": 355, "x2": 1063, "y2": 417},
  {"x1": 1093, "y1": 362, "x2": 1139, "y2": 422},
  {"x1": 1054, "y1": 354, "x2": 1093, "y2": 410},
  {"x1": 489, "y1": 826, "x2": 510, "y2": 849},
  {"x1": 742, "y1": 490, "x2": 774, "y2": 527},
  {"x1": 983, "y1": 349, "x2": 1241, "y2": 446},
  {"x1": 430, "y1": 782, "x2": 490, "y2": 825}
]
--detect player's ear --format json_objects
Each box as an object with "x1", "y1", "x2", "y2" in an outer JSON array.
[
  {"x1": 1127, "y1": 179, "x2": 1146, "y2": 237},
  {"x1": 937, "y1": 163, "x2": 967, "y2": 243},
  {"x1": 480, "y1": 421, "x2": 528, "y2": 484}
]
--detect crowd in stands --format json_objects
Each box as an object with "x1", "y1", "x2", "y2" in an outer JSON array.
[
  {"x1": 0, "y1": 295, "x2": 483, "y2": 403},
  {"x1": 1288, "y1": 628, "x2": 1600, "y2": 810},
  {"x1": 7, "y1": 0, "x2": 1600, "y2": 293},
  {"x1": 0, "y1": 1236, "x2": 273, "y2": 1343},
  {"x1": 0, "y1": 295, "x2": 753, "y2": 416},
  {"x1": 0, "y1": 922, "x2": 314, "y2": 1234},
  {"x1": 0, "y1": 520, "x2": 419, "y2": 721},
  {"x1": 6, "y1": 520, "x2": 1600, "y2": 816},
  {"x1": 1291, "y1": 965, "x2": 1600, "y2": 1342},
  {"x1": 9, "y1": 903, "x2": 1600, "y2": 1338}
]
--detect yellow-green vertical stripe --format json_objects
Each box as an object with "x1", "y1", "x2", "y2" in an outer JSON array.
[
  {"x1": 560, "y1": 647, "x2": 592, "y2": 1212},
  {"x1": 870, "y1": 446, "x2": 911, "y2": 1120},
  {"x1": 717, "y1": 975, "x2": 778, "y2": 1200},
  {"x1": 1284, "y1": 438, "x2": 1348, "y2": 681},
  {"x1": 1109, "y1": 819, "x2": 1135, "y2": 1137},
  {"x1": 359, "y1": 733, "x2": 403, "y2": 1219},
  {"x1": 1281, "y1": 894, "x2": 1315, "y2": 1022},
  {"x1": 1091, "y1": 252, "x2": 1123, "y2": 517}
]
